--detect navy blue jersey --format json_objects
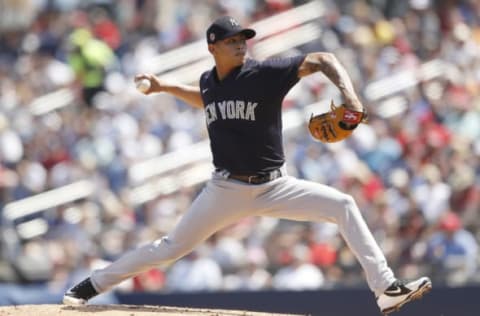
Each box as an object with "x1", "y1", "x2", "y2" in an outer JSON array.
[{"x1": 199, "y1": 55, "x2": 306, "y2": 175}]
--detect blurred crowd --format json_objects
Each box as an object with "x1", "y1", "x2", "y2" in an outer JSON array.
[{"x1": 1, "y1": 0, "x2": 480, "y2": 305}]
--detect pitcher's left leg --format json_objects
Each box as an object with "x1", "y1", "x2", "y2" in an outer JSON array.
[{"x1": 256, "y1": 176, "x2": 395, "y2": 295}]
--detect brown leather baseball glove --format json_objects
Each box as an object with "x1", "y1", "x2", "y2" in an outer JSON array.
[{"x1": 308, "y1": 100, "x2": 367, "y2": 143}]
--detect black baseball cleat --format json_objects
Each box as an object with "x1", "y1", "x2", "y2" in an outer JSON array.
[
  {"x1": 63, "y1": 277, "x2": 99, "y2": 305},
  {"x1": 376, "y1": 277, "x2": 432, "y2": 315}
]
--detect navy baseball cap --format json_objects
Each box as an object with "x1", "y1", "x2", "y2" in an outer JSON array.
[{"x1": 206, "y1": 16, "x2": 256, "y2": 44}]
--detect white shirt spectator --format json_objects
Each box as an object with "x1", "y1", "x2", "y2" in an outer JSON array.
[
  {"x1": 0, "y1": 116, "x2": 23, "y2": 164},
  {"x1": 272, "y1": 244, "x2": 324, "y2": 290}
]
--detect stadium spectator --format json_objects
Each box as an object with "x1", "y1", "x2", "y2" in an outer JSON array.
[{"x1": 426, "y1": 211, "x2": 478, "y2": 286}]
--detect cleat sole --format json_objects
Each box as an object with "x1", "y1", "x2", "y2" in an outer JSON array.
[
  {"x1": 63, "y1": 295, "x2": 87, "y2": 306},
  {"x1": 381, "y1": 279, "x2": 432, "y2": 315}
]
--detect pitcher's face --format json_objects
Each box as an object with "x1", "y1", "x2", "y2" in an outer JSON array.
[{"x1": 209, "y1": 33, "x2": 247, "y2": 66}]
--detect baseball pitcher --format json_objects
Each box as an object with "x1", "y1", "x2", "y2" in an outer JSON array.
[{"x1": 64, "y1": 16, "x2": 431, "y2": 315}]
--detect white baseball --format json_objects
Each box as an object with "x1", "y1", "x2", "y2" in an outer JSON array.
[{"x1": 136, "y1": 78, "x2": 151, "y2": 93}]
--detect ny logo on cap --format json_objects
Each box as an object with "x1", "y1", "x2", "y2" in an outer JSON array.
[
  {"x1": 209, "y1": 33, "x2": 215, "y2": 42},
  {"x1": 229, "y1": 18, "x2": 239, "y2": 27}
]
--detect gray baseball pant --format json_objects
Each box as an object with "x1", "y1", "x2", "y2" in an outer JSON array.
[{"x1": 90, "y1": 170, "x2": 395, "y2": 296}]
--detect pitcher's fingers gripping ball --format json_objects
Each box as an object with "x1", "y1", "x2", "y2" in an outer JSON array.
[{"x1": 308, "y1": 100, "x2": 368, "y2": 143}]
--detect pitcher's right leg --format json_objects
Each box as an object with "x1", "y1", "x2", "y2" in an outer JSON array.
[{"x1": 64, "y1": 177, "x2": 251, "y2": 304}]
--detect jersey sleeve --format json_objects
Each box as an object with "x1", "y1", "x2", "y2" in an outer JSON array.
[
  {"x1": 199, "y1": 70, "x2": 210, "y2": 108},
  {"x1": 260, "y1": 54, "x2": 306, "y2": 94},
  {"x1": 199, "y1": 71, "x2": 208, "y2": 91}
]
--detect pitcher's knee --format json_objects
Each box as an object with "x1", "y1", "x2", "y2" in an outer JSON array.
[
  {"x1": 343, "y1": 194, "x2": 356, "y2": 207},
  {"x1": 337, "y1": 194, "x2": 360, "y2": 223}
]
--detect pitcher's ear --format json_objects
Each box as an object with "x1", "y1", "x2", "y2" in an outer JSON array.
[{"x1": 208, "y1": 44, "x2": 216, "y2": 55}]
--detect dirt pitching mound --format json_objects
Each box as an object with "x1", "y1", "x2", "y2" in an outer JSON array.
[{"x1": 0, "y1": 304, "x2": 302, "y2": 316}]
